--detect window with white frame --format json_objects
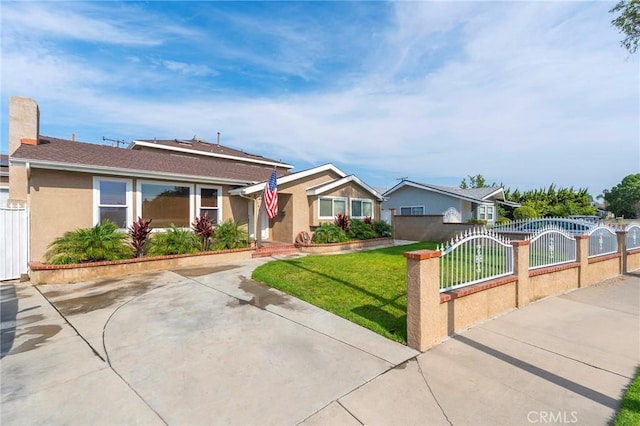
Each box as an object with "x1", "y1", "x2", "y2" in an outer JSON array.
[
  {"x1": 478, "y1": 204, "x2": 494, "y2": 221},
  {"x1": 319, "y1": 197, "x2": 347, "y2": 219},
  {"x1": 196, "y1": 185, "x2": 222, "y2": 224},
  {"x1": 351, "y1": 198, "x2": 373, "y2": 219},
  {"x1": 93, "y1": 177, "x2": 133, "y2": 228},
  {"x1": 399, "y1": 206, "x2": 424, "y2": 216},
  {"x1": 137, "y1": 180, "x2": 193, "y2": 228}
]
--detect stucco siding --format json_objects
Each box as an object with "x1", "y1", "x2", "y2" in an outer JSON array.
[{"x1": 30, "y1": 169, "x2": 94, "y2": 262}]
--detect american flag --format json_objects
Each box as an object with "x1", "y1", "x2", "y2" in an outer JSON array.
[{"x1": 264, "y1": 170, "x2": 278, "y2": 219}]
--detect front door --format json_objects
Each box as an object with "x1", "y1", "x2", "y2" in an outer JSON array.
[{"x1": 260, "y1": 204, "x2": 269, "y2": 240}]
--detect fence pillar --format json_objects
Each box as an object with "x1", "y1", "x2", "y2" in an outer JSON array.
[
  {"x1": 404, "y1": 249, "x2": 441, "y2": 352},
  {"x1": 617, "y1": 230, "x2": 628, "y2": 274},
  {"x1": 575, "y1": 235, "x2": 589, "y2": 288},
  {"x1": 512, "y1": 240, "x2": 530, "y2": 308}
]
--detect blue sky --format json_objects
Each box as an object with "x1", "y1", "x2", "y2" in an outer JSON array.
[{"x1": 1, "y1": 1, "x2": 638, "y2": 197}]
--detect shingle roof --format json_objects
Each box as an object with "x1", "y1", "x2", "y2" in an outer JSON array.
[
  {"x1": 384, "y1": 180, "x2": 504, "y2": 203},
  {"x1": 11, "y1": 136, "x2": 290, "y2": 183},
  {"x1": 133, "y1": 138, "x2": 285, "y2": 165}
]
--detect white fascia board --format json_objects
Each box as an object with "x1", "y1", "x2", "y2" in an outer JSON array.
[
  {"x1": 10, "y1": 158, "x2": 254, "y2": 185},
  {"x1": 130, "y1": 140, "x2": 294, "y2": 169},
  {"x1": 481, "y1": 187, "x2": 505, "y2": 200},
  {"x1": 306, "y1": 175, "x2": 385, "y2": 201},
  {"x1": 229, "y1": 163, "x2": 347, "y2": 196}
]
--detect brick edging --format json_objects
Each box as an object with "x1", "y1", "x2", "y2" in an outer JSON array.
[
  {"x1": 587, "y1": 253, "x2": 621, "y2": 264},
  {"x1": 30, "y1": 247, "x2": 254, "y2": 270},
  {"x1": 529, "y1": 262, "x2": 579, "y2": 277}
]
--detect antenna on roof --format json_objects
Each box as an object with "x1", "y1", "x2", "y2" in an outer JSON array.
[
  {"x1": 102, "y1": 136, "x2": 125, "y2": 148},
  {"x1": 217, "y1": 132, "x2": 220, "y2": 146},
  {"x1": 397, "y1": 177, "x2": 408, "y2": 182}
]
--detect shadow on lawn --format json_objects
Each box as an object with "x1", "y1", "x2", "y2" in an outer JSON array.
[{"x1": 280, "y1": 259, "x2": 408, "y2": 341}]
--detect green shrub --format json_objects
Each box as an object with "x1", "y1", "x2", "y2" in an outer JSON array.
[
  {"x1": 312, "y1": 223, "x2": 348, "y2": 244},
  {"x1": 212, "y1": 219, "x2": 248, "y2": 250},
  {"x1": 372, "y1": 220, "x2": 393, "y2": 238},
  {"x1": 514, "y1": 205, "x2": 539, "y2": 220},
  {"x1": 496, "y1": 217, "x2": 511, "y2": 225},
  {"x1": 467, "y1": 219, "x2": 488, "y2": 225},
  {"x1": 45, "y1": 220, "x2": 134, "y2": 264},
  {"x1": 348, "y1": 219, "x2": 377, "y2": 240},
  {"x1": 147, "y1": 225, "x2": 202, "y2": 256}
]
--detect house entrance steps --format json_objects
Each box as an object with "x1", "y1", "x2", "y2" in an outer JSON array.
[{"x1": 252, "y1": 240, "x2": 301, "y2": 258}]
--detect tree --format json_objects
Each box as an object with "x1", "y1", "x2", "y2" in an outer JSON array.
[
  {"x1": 460, "y1": 174, "x2": 489, "y2": 189},
  {"x1": 603, "y1": 173, "x2": 640, "y2": 218},
  {"x1": 610, "y1": 0, "x2": 640, "y2": 54}
]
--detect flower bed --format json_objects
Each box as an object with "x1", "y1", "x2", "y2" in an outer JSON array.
[
  {"x1": 29, "y1": 248, "x2": 254, "y2": 284},
  {"x1": 296, "y1": 237, "x2": 394, "y2": 254}
]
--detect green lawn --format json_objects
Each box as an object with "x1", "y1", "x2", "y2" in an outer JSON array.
[
  {"x1": 251, "y1": 241, "x2": 437, "y2": 344},
  {"x1": 614, "y1": 366, "x2": 640, "y2": 426}
]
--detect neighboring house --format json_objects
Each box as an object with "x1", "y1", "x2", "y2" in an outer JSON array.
[
  {"x1": 382, "y1": 179, "x2": 519, "y2": 225},
  {"x1": 8, "y1": 96, "x2": 384, "y2": 262},
  {"x1": 0, "y1": 154, "x2": 8, "y2": 206}
]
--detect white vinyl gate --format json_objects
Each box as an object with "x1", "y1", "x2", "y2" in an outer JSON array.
[{"x1": 1, "y1": 205, "x2": 29, "y2": 281}]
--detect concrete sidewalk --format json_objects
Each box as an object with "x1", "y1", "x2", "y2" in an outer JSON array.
[
  {"x1": 1, "y1": 261, "x2": 638, "y2": 425},
  {"x1": 305, "y1": 273, "x2": 640, "y2": 426}
]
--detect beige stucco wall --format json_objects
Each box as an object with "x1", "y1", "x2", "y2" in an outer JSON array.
[
  {"x1": 27, "y1": 170, "x2": 251, "y2": 262},
  {"x1": 309, "y1": 181, "x2": 381, "y2": 225},
  {"x1": 269, "y1": 170, "x2": 343, "y2": 243},
  {"x1": 529, "y1": 267, "x2": 579, "y2": 301},
  {"x1": 8, "y1": 97, "x2": 39, "y2": 204},
  {"x1": 438, "y1": 282, "x2": 517, "y2": 338},
  {"x1": 627, "y1": 249, "x2": 640, "y2": 272},
  {"x1": 30, "y1": 169, "x2": 94, "y2": 262},
  {"x1": 584, "y1": 255, "x2": 621, "y2": 287}
]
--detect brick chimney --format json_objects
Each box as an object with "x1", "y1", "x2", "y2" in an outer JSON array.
[
  {"x1": 9, "y1": 96, "x2": 40, "y2": 154},
  {"x1": 8, "y1": 96, "x2": 40, "y2": 204}
]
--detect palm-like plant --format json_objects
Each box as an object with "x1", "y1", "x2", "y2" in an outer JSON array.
[
  {"x1": 212, "y1": 220, "x2": 248, "y2": 249},
  {"x1": 147, "y1": 225, "x2": 203, "y2": 256},
  {"x1": 45, "y1": 220, "x2": 134, "y2": 264}
]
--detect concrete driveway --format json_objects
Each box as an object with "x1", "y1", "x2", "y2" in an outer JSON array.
[
  {"x1": 2, "y1": 259, "x2": 638, "y2": 425},
  {"x1": 2, "y1": 258, "x2": 417, "y2": 425}
]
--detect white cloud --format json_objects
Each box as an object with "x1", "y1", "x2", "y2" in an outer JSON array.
[{"x1": 1, "y1": 1, "x2": 637, "y2": 196}]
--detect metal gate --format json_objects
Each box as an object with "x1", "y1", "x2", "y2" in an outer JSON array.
[{"x1": 1, "y1": 205, "x2": 29, "y2": 281}]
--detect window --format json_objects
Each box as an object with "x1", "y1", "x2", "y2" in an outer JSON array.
[
  {"x1": 478, "y1": 204, "x2": 494, "y2": 221},
  {"x1": 196, "y1": 185, "x2": 222, "y2": 224},
  {"x1": 137, "y1": 181, "x2": 193, "y2": 228},
  {"x1": 399, "y1": 206, "x2": 424, "y2": 216},
  {"x1": 93, "y1": 177, "x2": 132, "y2": 228},
  {"x1": 351, "y1": 199, "x2": 373, "y2": 219},
  {"x1": 319, "y1": 197, "x2": 347, "y2": 219}
]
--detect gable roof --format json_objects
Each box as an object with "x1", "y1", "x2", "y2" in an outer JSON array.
[
  {"x1": 229, "y1": 163, "x2": 384, "y2": 201},
  {"x1": 383, "y1": 180, "x2": 506, "y2": 204},
  {"x1": 131, "y1": 138, "x2": 294, "y2": 169},
  {"x1": 229, "y1": 164, "x2": 345, "y2": 196},
  {"x1": 306, "y1": 175, "x2": 385, "y2": 201},
  {"x1": 11, "y1": 136, "x2": 289, "y2": 185}
]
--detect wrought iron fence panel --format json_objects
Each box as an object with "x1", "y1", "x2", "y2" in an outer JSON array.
[
  {"x1": 626, "y1": 222, "x2": 640, "y2": 250},
  {"x1": 527, "y1": 226, "x2": 576, "y2": 270},
  {"x1": 588, "y1": 225, "x2": 618, "y2": 257},
  {"x1": 490, "y1": 217, "x2": 597, "y2": 236},
  {"x1": 439, "y1": 228, "x2": 513, "y2": 293}
]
